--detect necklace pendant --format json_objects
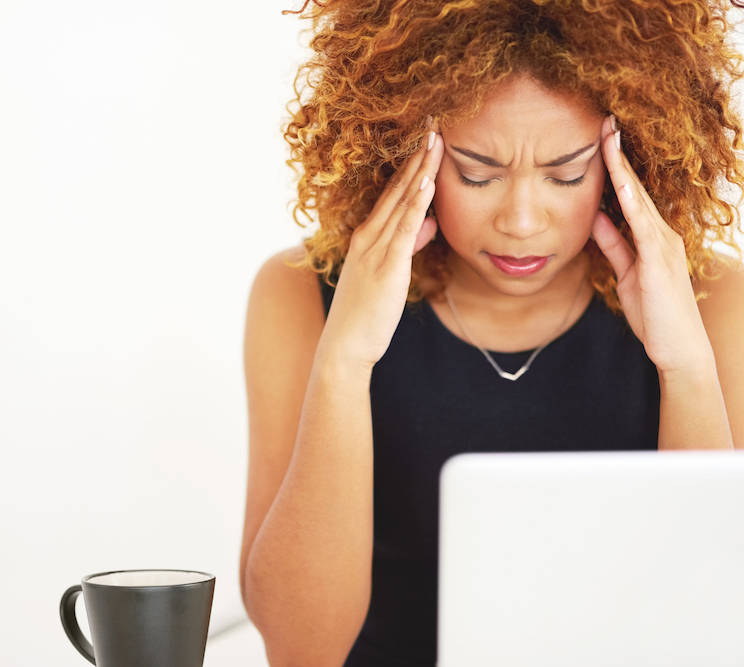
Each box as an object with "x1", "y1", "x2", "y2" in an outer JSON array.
[{"x1": 499, "y1": 366, "x2": 528, "y2": 381}]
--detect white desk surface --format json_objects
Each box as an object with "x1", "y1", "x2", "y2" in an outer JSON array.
[{"x1": 204, "y1": 618, "x2": 269, "y2": 667}]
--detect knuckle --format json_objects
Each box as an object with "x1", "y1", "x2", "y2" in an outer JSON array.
[
  {"x1": 395, "y1": 194, "x2": 411, "y2": 212},
  {"x1": 397, "y1": 217, "x2": 417, "y2": 235},
  {"x1": 349, "y1": 225, "x2": 369, "y2": 251},
  {"x1": 347, "y1": 236, "x2": 372, "y2": 266},
  {"x1": 348, "y1": 227, "x2": 363, "y2": 247},
  {"x1": 388, "y1": 171, "x2": 405, "y2": 191}
]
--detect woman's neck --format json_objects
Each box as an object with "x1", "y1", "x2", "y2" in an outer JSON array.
[{"x1": 442, "y1": 249, "x2": 592, "y2": 330}]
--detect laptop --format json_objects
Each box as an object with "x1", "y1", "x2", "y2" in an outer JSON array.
[{"x1": 437, "y1": 450, "x2": 744, "y2": 667}]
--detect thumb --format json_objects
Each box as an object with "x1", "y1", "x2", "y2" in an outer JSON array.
[
  {"x1": 591, "y1": 209, "x2": 635, "y2": 279},
  {"x1": 413, "y1": 216, "x2": 438, "y2": 255}
]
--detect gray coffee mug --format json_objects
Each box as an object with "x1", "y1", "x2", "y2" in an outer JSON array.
[{"x1": 59, "y1": 568, "x2": 215, "y2": 667}]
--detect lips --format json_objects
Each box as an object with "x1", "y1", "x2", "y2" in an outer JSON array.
[
  {"x1": 487, "y1": 253, "x2": 552, "y2": 276},
  {"x1": 493, "y1": 255, "x2": 547, "y2": 266}
]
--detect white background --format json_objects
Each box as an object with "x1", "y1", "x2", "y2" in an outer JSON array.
[
  {"x1": 1, "y1": 1, "x2": 310, "y2": 665},
  {"x1": 1, "y1": 2, "x2": 743, "y2": 667}
]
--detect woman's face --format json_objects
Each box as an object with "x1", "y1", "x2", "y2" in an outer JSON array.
[{"x1": 432, "y1": 73, "x2": 607, "y2": 303}]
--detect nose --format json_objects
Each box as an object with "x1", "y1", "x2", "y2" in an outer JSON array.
[{"x1": 492, "y1": 177, "x2": 550, "y2": 240}]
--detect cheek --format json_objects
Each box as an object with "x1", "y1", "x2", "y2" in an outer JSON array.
[
  {"x1": 562, "y1": 164, "x2": 606, "y2": 220},
  {"x1": 572, "y1": 183, "x2": 604, "y2": 216},
  {"x1": 431, "y1": 183, "x2": 477, "y2": 247},
  {"x1": 432, "y1": 191, "x2": 485, "y2": 248},
  {"x1": 561, "y1": 191, "x2": 600, "y2": 238},
  {"x1": 561, "y1": 186, "x2": 605, "y2": 246},
  {"x1": 432, "y1": 168, "x2": 485, "y2": 223}
]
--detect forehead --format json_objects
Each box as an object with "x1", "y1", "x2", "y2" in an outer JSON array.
[{"x1": 447, "y1": 75, "x2": 602, "y2": 142}]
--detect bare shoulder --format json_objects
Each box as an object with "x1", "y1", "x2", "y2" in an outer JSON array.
[
  {"x1": 244, "y1": 241, "x2": 328, "y2": 397},
  {"x1": 694, "y1": 249, "x2": 744, "y2": 324},
  {"x1": 693, "y1": 249, "x2": 744, "y2": 449},
  {"x1": 248, "y1": 243, "x2": 326, "y2": 336},
  {"x1": 259, "y1": 242, "x2": 324, "y2": 289}
]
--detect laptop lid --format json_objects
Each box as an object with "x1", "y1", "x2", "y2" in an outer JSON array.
[{"x1": 437, "y1": 451, "x2": 744, "y2": 667}]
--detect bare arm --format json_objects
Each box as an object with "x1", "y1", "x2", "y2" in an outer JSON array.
[
  {"x1": 241, "y1": 126, "x2": 443, "y2": 666},
  {"x1": 657, "y1": 361, "x2": 734, "y2": 450},
  {"x1": 244, "y1": 342, "x2": 375, "y2": 667}
]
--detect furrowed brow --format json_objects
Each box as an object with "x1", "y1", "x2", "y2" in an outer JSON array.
[{"x1": 451, "y1": 142, "x2": 598, "y2": 168}]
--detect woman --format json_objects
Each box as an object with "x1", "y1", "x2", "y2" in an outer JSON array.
[{"x1": 240, "y1": 1, "x2": 744, "y2": 665}]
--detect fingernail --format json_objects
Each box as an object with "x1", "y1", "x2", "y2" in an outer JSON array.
[
  {"x1": 420, "y1": 175, "x2": 430, "y2": 191},
  {"x1": 620, "y1": 183, "x2": 633, "y2": 200},
  {"x1": 427, "y1": 131, "x2": 435, "y2": 151},
  {"x1": 610, "y1": 114, "x2": 617, "y2": 132},
  {"x1": 614, "y1": 130, "x2": 621, "y2": 151}
]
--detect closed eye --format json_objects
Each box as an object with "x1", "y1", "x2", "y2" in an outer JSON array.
[{"x1": 458, "y1": 173, "x2": 586, "y2": 188}]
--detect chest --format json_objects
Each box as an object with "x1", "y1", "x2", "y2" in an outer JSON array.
[{"x1": 368, "y1": 305, "x2": 661, "y2": 554}]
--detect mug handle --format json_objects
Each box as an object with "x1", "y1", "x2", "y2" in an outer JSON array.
[{"x1": 60, "y1": 584, "x2": 96, "y2": 664}]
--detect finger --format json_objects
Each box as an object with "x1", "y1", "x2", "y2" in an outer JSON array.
[
  {"x1": 602, "y1": 116, "x2": 650, "y2": 206},
  {"x1": 616, "y1": 140, "x2": 658, "y2": 215},
  {"x1": 375, "y1": 133, "x2": 443, "y2": 252},
  {"x1": 355, "y1": 130, "x2": 433, "y2": 245},
  {"x1": 377, "y1": 131, "x2": 443, "y2": 243},
  {"x1": 591, "y1": 209, "x2": 635, "y2": 282},
  {"x1": 384, "y1": 171, "x2": 437, "y2": 264},
  {"x1": 603, "y1": 119, "x2": 671, "y2": 252}
]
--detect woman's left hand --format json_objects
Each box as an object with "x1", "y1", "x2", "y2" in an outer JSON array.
[{"x1": 590, "y1": 114, "x2": 715, "y2": 376}]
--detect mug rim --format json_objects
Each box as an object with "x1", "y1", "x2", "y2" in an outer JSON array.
[{"x1": 82, "y1": 568, "x2": 215, "y2": 588}]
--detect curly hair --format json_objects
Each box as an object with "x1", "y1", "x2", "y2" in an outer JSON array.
[{"x1": 280, "y1": 0, "x2": 744, "y2": 316}]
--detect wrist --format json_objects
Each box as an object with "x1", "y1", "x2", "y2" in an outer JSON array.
[
  {"x1": 658, "y1": 353, "x2": 718, "y2": 389},
  {"x1": 313, "y1": 340, "x2": 375, "y2": 384}
]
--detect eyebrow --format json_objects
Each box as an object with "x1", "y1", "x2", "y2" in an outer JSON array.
[{"x1": 450, "y1": 142, "x2": 598, "y2": 168}]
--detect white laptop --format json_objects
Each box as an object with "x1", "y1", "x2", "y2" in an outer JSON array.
[{"x1": 437, "y1": 450, "x2": 744, "y2": 667}]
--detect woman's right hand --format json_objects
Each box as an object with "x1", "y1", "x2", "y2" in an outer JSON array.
[{"x1": 317, "y1": 126, "x2": 445, "y2": 371}]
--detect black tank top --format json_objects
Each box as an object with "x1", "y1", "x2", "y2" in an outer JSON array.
[{"x1": 316, "y1": 274, "x2": 660, "y2": 666}]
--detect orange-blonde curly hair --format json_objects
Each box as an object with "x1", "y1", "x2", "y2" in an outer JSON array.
[{"x1": 280, "y1": 0, "x2": 744, "y2": 316}]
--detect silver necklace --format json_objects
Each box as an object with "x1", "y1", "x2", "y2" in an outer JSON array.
[{"x1": 444, "y1": 276, "x2": 587, "y2": 381}]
